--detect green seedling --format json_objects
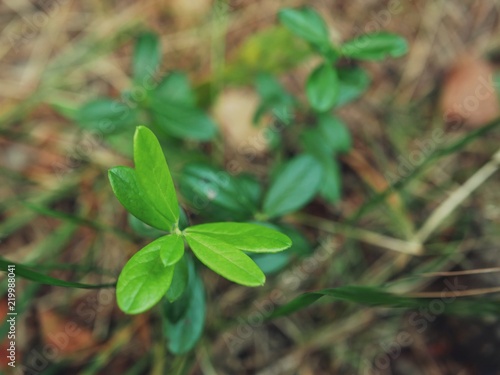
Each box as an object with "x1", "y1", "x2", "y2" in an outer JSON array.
[{"x1": 108, "y1": 126, "x2": 292, "y2": 315}]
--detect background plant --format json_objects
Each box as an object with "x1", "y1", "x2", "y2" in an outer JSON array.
[{"x1": 2, "y1": 2, "x2": 500, "y2": 374}]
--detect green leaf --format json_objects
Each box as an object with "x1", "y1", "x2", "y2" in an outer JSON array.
[
  {"x1": 184, "y1": 232, "x2": 265, "y2": 287},
  {"x1": 341, "y1": 32, "x2": 408, "y2": 61},
  {"x1": 301, "y1": 116, "x2": 351, "y2": 157},
  {"x1": 186, "y1": 222, "x2": 292, "y2": 253},
  {"x1": 0, "y1": 258, "x2": 114, "y2": 289},
  {"x1": 75, "y1": 99, "x2": 137, "y2": 134},
  {"x1": 128, "y1": 213, "x2": 167, "y2": 238},
  {"x1": 133, "y1": 32, "x2": 161, "y2": 85},
  {"x1": 159, "y1": 234, "x2": 184, "y2": 267},
  {"x1": 154, "y1": 72, "x2": 196, "y2": 106},
  {"x1": 133, "y1": 126, "x2": 179, "y2": 229},
  {"x1": 336, "y1": 67, "x2": 371, "y2": 107},
  {"x1": 300, "y1": 124, "x2": 343, "y2": 204},
  {"x1": 251, "y1": 253, "x2": 290, "y2": 275},
  {"x1": 178, "y1": 164, "x2": 260, "y2": 221},
  {"x1": 116, "y1": 237, "x2": 175, "y2": 314},
  {"x1": 306, "y1": 63, "x2": 339, "y2": 112},
  {"x1": 255, "y1": 72, "x2": 288, "y2": 101},
  {"x1": 150, "y1": 100, "x2": 217, "y2": 141},
  {"x1": 318, "y1": 157, "x2": 342, "y2": 204},
  {"x1": 254, "y1": 73, "x2": 295, "y2": 124},
  {"x1": 318, "y1": 114, "x2": 352, "y2": 154},
  {"x1": 278, "y1": 7, "x2": 330, "y2": 47},
  {"x1": 108, "y1": 166, "x2": 170, "y2": 231},
  {"x1": 269, "y1": 286, "x2": 417, "y2": 319},
  {"x1": 165, "y1": 255, "x2": 189, "y2": 303},
  {"x1": 268, "y1": 286, "x2": 500, "y2": 319},
  {"x1": 263, "y1": 154, "x2": 323, "y2": 218},
  {"x1": 178, "y1": 206, "x2": 190, "y2": 230},
  {"x1": 279, "y1": 225, "x2": 313, "y2": 256},
  {"x1": 164, "y1": 260, "x2": 206, "y2": 354},
  {"x1": 300, "y1": 128, "x2": 332, "y2": 160},
  {"x1": 247, "y1": 223, "x2": 303, "y2": 275}
]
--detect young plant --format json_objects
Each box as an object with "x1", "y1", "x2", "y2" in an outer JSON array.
[
  {"x1": 108, "y1": 126, "x2": 292, "y2": 316},
  {"x1": 247, "y1": 7, "x2": 409, "y2": 206},
  {"x1": 75, "y1": 33, "x2": 217, "y2": 141}
]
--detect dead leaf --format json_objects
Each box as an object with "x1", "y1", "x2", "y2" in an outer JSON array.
[
  {"x1": 167, "y1": 0, "x2": 212, "y2": 26},
  {"x1": 440, "y1": 56, "x2": 499, "y2": 130},
  {"x1": 38, "y1": 309, "x2": 95, "y2": 356},
  {"x1": 213, "y1": 88, "x2": 270, "y2": 171}
]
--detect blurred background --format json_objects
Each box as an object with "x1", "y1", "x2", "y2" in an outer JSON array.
[{"x1": 2, "y1": 0, "x2": 500, "y2": 374}]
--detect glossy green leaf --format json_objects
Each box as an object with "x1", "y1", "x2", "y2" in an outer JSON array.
[
  {"x1": 263, "y1": 154, "x2": 323, "y2": 218},
  {"x1": 108, "y1": 166, "x2": 170, "y2": 230},
  {"x1": 178, "y1": 164, "x2": 260, "y2": 221},
  {"x1": 164, "y1": 281, "x2": 191, "y2": 324},
  {"x1": 165, "y1": 255, "x2": 189, "y2": 303},
  {"x1": 337, "y1": 67, "x2": 370, "y2": 107},
  {"x1": 306, "y1": 63, "x2": 339, "y2": 112},
  {"x1": 318, "y1": 114, "x2": 352, "y2": 154},
  {"x1": 278, "y1": 7, "x2": 330, "y2": 47},
  {"x1": 150, "y1": 100, "x2": 217, "y2": 141},
  {"x1": 341, "y1": 32, "x2": 408, "y2": 61},
  {"x1": 154, "y1": 71, "x2": 196, "y2": 106},
  {"x1": 133, "y1": 126, "x2": 179, "y2": 229},
  {"x1": 164, "y1": 260, "x2": 206, "y2": 354},
  {"x1": 75, "y1": 99, "x2": 136, "y2": 134},
  {"x1": 186, "y1": 222, "x2": 291, "y2": 253},
  {"x1": 178, "y1": 206, "x2": 190, "y2": 230},
  {"x1": 133, "y1": 32, "x2": 161, "y2": 85},
  {"x1": 184, "y1": 232, "x2": 265, "y2": 287},
  {"x1": 116, "y1": 238, "x2": 175, "y2": 314},
  {"x1": 158, "y1": 233, "x2": 184, "y2": 267}
]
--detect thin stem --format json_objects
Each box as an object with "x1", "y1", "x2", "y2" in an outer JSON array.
[
  {"x1": 414, "y1": 148, "x2": 500, "y2": 244},
  {"x1": 293, "y1": 213, "x2": 422, "y2": 255}
]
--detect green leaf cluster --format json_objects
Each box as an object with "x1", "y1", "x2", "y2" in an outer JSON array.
[
  {"x1": 109, "y1": 126, "x2": 292, "y2": 316},
  {"x1": 262, "y1": 7, "x2": 409, "y2": 205},
  {"x1": 75, "y1": 32, "x2": 217, "y2": 141}
]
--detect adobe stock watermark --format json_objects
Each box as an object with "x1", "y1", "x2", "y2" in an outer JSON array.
[
  {"x1": 385, "y1": 73, "x2": 497, "y2": 186},
  {"x1": 384, "y1": 128, "x2": 445, "y2": 185},
  {"x1": 7, "y1": 0, "x2": 71, "y2": 52},
  {"x1": 223, "y1": 237, "x2": 336, "y2": 353},
  {"x1": 19, "y1": 289, "x2": 114, "y2": 375},
  {"x1": 363, "y1": 277, "x2": 467, "y2": 374},
  {"x1": 6, "y1": 265, "x2": 17, "y2": 369},
  {"x1": 340, "y1": 0, "x2": 403, "y2": 57}
]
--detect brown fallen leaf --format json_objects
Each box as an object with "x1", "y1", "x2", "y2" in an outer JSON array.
[
  {"x1": 166, "y1": 0, "x2": 212, "y2": 26},
  {"x1": 38, "y1": 309, "x2": 96, "y2": 356},
  {"x1": 440, "y1": 55, "x2": 499, "y2": 131},
  {"x1": 213, "y1": 88, "x2": 270, "y2": 172}
]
